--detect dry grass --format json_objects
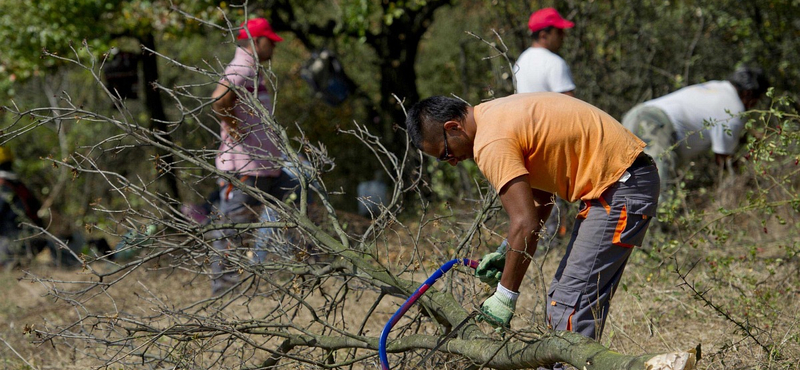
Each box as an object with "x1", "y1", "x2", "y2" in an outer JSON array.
[{"x1": 1, "y1": 188, "x2": 799, "y2": 369}]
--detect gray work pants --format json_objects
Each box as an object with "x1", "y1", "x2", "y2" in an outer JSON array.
[{"x1": 546, "y1": 158, "x2": 659, "y2": 341}]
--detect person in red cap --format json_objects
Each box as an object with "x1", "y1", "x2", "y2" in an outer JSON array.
[
  {"x1": 514, "y1": 8, "x2": 575, "y2": 96},
  {"x1": 209, "y1": 18, "x2": 303, "y2": 296},
  {"x1": 514, "y1": 8, "x2": 577, "y2": 241}
]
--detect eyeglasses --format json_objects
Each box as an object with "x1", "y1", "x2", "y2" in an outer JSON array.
[{"x1": 437, "y1": 126, "x2": 455, "y2": 162}]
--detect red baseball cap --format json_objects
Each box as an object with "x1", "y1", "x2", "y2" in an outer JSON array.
[
  {"x1": 528, "y1": 8, "x2": 574, "y2": 32},
  {"x1": 237, "y1": 18, "x2": 283, "y2": 42}
]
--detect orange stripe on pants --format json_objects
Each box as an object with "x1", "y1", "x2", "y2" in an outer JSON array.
[
  {"x1": 598, "y1": 196, "x2": 611, "y2": 215},
  {"x1": 577, "y1": 202, "x2": 591, "y2": 220},
  {"x1": 566, "y1": 311, "x2": 574, "y2": 331},
  {"x1": 613, "y1": 204, "x2": 635, "y2": 248}
]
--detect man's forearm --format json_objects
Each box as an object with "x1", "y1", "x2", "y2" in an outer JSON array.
[
  {"x1": 500, "y1": 229, "x2": 540, "y2": 292},
  {"x1": 501, "y1": 210, "x2": 550, "y2": 291},
  {"x1": 211, "y1": 81, "x2": 242, "y2": 139},
  {"x1": 496, "y1": 181, "x2": 555, "y2": 292}
]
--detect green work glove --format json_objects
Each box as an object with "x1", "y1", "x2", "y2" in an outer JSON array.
[
  {"x1": 479, "y1": 289, "x2": 516, "y2": 328},
  {"x1": 475, "y1": 239, "x2": 508, "y2": 287}
]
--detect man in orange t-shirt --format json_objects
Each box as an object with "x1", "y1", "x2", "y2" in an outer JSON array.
[{"x1": 406, "y1": 93, "x2": 659, "y2": 343}]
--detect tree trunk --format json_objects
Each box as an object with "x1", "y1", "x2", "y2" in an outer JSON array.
[
  {"x1": 373, "y1": 20, "x2": 421, "y2": 152},
  {"x1": 139, "y1": 32, "x2": 180, "y2": 201},
  {"x1": 385, "y1": 327, "x2": 698, "y2": 369}
]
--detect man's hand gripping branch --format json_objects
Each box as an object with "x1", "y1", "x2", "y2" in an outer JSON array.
[{"x1": 476, "y1": 177, "x2": 553, "y2": 328}]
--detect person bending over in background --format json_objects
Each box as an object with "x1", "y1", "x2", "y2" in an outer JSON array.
[
  {"x1": 406, "y1": 94, "x2": 659, "y2": 368},
  {"x1": 621, "y1": 66, "x2": 769, "y2": 203}
]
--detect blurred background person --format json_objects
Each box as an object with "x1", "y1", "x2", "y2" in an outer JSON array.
[
  {"x1": 209, "y1": 17, "x2": 304, "y2": 296},
  {"x1": 0, "y1": 146, "x2": 46, "y2": 269},
  {"x1": 622, "y1": 66, "x2": 769, "y2": 203},
  {"x1": 514, "y1": 7, "x2": 576, "y2": 97}
]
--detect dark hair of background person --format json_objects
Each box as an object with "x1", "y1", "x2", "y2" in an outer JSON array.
[
  {"x1": 728, "y1": 66, "x2": 770, "y2": 98},
  {"x1": 531, "y1": 26, "x2": 555, "y2": 41},
  {"x1": 405, "y1": 96, "x2": 469, "y2": 150}
]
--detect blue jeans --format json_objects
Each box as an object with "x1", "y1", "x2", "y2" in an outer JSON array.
[{"x1": 210, "y1": 171, "x2": 302, "y2": 295}]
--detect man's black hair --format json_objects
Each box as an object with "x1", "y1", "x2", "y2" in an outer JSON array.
[
  {"x1": 530, "y1": 26, "x2": 555, "y2": 41},
  {"x1": 237, "y1": 36, "x2": 266, "y2": 48},
  {"x1": 727, "y1": 66, "x2": 769, "y2": 98},
  {"x1": 405, "y1": 96, "x2": 469, "y2": 150}
]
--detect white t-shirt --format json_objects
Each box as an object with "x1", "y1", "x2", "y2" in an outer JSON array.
[
  {"x1": 645, "y1": 80, "x2": 745, "y2": 161},
  {"x1": 514, "y1": 47, "x2": 576, "y2": 94}
]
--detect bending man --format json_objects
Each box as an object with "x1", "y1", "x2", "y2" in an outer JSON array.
[{"x1": 406, "y1": 93, "x2": 659, "y2": 342}]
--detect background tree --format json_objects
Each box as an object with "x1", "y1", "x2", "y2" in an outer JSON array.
[
  {"x1": 0, "y1": 0, "x2": 234, "y2": 203},
  {"x1": 269, "y1": 0, "x2": 437, "y2": 145}
]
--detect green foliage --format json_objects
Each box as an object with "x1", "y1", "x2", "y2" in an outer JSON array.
[
  {"x1": 0, "y1": 0, "x2": 111, "y2": 87},
  {"x1": 339, "y1": 0, "x2": 436, "y2": 36},
  {"x1": 0, "y1": 0, "x2": 223, "y2": 97},
  {"x1": 642, "y1": 91, "x2": 800, "y2": 365}
]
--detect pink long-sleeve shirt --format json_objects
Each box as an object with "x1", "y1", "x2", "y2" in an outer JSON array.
[{"x1": 215, "y1": 47, "x2": 281, "y2": 177}]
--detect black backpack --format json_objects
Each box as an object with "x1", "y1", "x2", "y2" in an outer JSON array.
[{"x1": 300, "y1": 49, "x2": 355, "y2": 106}]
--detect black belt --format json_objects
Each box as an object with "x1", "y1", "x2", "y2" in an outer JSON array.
[{"x1": 630, "y1": 152, "x2": 655, "y2": 169}]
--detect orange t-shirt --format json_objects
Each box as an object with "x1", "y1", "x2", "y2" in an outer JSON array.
[{"x1": 473, "y1": 93, "x2": 645, "y2": 202}]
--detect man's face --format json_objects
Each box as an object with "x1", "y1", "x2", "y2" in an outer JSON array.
[
  {"x1": 254, "y1": 37, "x2": 276, "y2": 62},
  {"x1": 547, "y1": 28, "x2": 565, "y2": 52},
  {"x1": 424, "y1": 124, "x2": 473, "y2": 166}
]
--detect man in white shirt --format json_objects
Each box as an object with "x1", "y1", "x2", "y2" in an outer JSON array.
[
  {"x1": 514, "y1": 7, "x2": 575, "y2": 96},
  {"x1": 622, "y1": 66, "x2": 769, "y2": 200},
  {"x1": 514, "y1": 7, "x2": 576, "y2": 238}
]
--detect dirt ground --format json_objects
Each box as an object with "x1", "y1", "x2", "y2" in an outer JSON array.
[{"x1": 1, "y1": 214, "x2": 799, "y2": 369}]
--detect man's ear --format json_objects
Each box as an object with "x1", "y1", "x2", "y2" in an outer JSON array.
[{"x1": 443, "y1": 120, "x2": 462, "y2": 131}]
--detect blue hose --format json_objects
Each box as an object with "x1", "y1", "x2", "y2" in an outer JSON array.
[{"x1": 378, "y1": 258, "x2": 479, "y2": 370}]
